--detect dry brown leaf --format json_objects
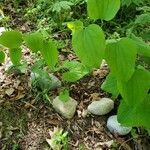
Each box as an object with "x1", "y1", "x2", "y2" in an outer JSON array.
[{"x1": 5, "y1": 87, "x2": 15, "y2": 96}]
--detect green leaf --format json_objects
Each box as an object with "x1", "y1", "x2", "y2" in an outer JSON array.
[
  {"x1": 105, "y1": 38, "x2": 137, "y2": 82},
  {"x1": 101, "y1": 73, "x2": 119, "y2": 97},
  {"x1": 118, "y1": 94, "x2": 150, "y2": 129},
  {"x1": 40, "y1": 40, "x2": 58, "y2": 69},
  {"x1": 59, "y1": 89, "x2": 70, "y2": 102},
  {"x1": 0, "y1": 50, "x2": 5, "y2": 63},
  {"x1": 118, "y1": 67, "x2": 150, "y2": 105},
  {"x1": 52, "y1": 1, "x2": 73, "y2": 12},
  {"x1": 24, "y1": 32, "x2": 44, "y2": 53},
  {"x1": 87, "y1": 0, "x2": 120, "y2": 21},
  {"x1": 135, "y1": 13, "x2": 150, "y2": 25},
  {"x1": 141, "y1": 30, "x2": 150, "y2": 41},
  {"x1": 62, "y1": 61, "x2": 89, "y2": 82},
  {"x1": 9, "y1": 48, "x2": 22, "y2": 65},
  {"x1": 67, "y1": 20, "x2": 84, "y2": 34},
  {"x1": 130, "y1": 34, "x2": 150, "y2": 58},
  {"x1": 118, "y1": 67, "x2": 150, "y2": 128},
  {"x1": 0, "y1": 31, "x2": 23, "y2": 48},
  {"x1": 72, "y1": 24, "x2": 106, "y2": 69},
  {"x1": 121, "y1": 0, "x2": 144, "y2": 6}
]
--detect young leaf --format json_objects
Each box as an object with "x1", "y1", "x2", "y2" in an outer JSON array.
[
  {"x1": 105, "y1": 38, "x2": 137, "y2": 82},
  {"x1": 72, "y1": 24, "x2": 106, "y2": 69},
  {"x1": 62, "y1": 61, "x2": 89, "y2": 82},
  {"x1": 9, "y1": 48, "x2": 22, "y2": 65},
  {"x1": 87, "y1": 0, "x2": 120, "y2": 21},
  {"x1": 0, "y1": 50, "x2": 5, "y2": 63},
  {"x1": 59, "y1": 89, "x2": 70, "y2": 102},
  {"x1": 101, "y1": 73, "x2": 119, "y2": 97},
  {"x1": 24, "y1": 32, "x2": 44, "y2": 53},
  {"x1": 40, "y1": 40, "x2": 58, "y2": 69},
  {"x1": 0, "y1": 31, "x2": 23, "y2": 48},
  {"x1": 67, "y1": 20, "x2": 84, "y2": 34}
]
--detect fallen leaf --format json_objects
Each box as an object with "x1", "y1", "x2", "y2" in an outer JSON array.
[{"x1": 5, "y1": 87, "x2": 15, "y2": 96}]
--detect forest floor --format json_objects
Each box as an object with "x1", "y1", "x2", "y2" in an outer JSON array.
[
  {"x1": 0, "y1": 45, "x2": 150, "y2": 150},
  {"x1": 0, "y1": 2, "x2": 150, "y2": 150}
]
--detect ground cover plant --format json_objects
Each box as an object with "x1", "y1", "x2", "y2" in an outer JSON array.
[{"x1": 0, "y1": 0, "x2": 150, "y2": 149}]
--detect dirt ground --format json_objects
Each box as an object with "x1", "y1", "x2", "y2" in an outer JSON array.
[
  {"x1": 0, "y1": 47, "x2": 150, "y2": 150},
  {"x1": 0, "y1": 2, "x2": 150, "y2": 149}
]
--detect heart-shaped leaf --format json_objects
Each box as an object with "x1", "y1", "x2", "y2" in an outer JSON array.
[
  {"x1": 0, "y1": 31, "x2": 23, "y2": 48},
  {"x1": 87, "y1": 0, "x2": 120, "y2": 21},
  {"x1": 72, "y1": 24, "x2": 106, "y2": 69}
]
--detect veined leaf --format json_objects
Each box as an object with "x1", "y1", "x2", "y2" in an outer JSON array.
[
  {"x1": 118, "y1": 67, "x2": 150, "y2": 128},
  {"x1": 130, "y1": 34, "x2": 150, "y2": 58},
  {"x1": 0, "y1": 50, "x2": 5, "y2": 63},
  {"x1": 118, "y1": 67, "x2": 150, "y2": 105},
  {"x1": 105, "y1": 38, "x2": 137, "y2": 82},
  {"x1": 62, "y1": 61, "x2": 89, "y2": 82},
  {"x1": 121, "y1": 0, "x2": 144, "y2": 6},
  {"x1": 87, "y1": 0, "x2": 120, "y2": 21},
  {"x1": 67, "y1": 20, "x2": 84, "y2": 34},
  {"x1": 118, "y1": 94, "x2": 150, "y2": 129},
  {"x1": 40, "y1": 40, "x2": 58, "y2": 69},
  {"x1": 24, "y1": 32, "x2": 44, "y2": 53},
  {"x1": 9, "y1": 48, "x2": 22, "y2": 65},
  {"x1": 52, "y1": 1, "x2": 73, "y2": 12},
  {"x1": 101, "y1": 73, "x2": 119, "y2": 97},
  {"x1": 135, "y1": 13, "x2": 150, "y2": 25},
  {"x1": 59, "y1": 89, "x2": 70, "y2": 102},
  {"x1": 72, "y1": 24, "x2": 106, "y2": 69},
  {"x1": 0, "y1": 31, "x2": 23, "y2": 49}
]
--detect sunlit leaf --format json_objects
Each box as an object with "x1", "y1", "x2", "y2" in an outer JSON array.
[
  {"x1": 105, "y1": 38, "x2": 137, "y2": 82},
  {"x1": 0, "y1": 31, "x2": 23, "y2": 48},
  {"x1": 24, "y1": 32, "x2": 44, "y2": 53},
  {"x1": 101, "y1": 73, "x2": 119, "y2": 97},
  {"x1": 72, "y1": 24, "x2": 105, "y2": 69},
  {"x1": 62, "y1": 61, "x2": 89, "y2": 82},
  {"x1": 40, "y1": 40, "x2": 58, "y2": 69},
  {"x1": 0, "y1": 50, "x2": 5, "y2": 63},
  {"x1": 67, "y1": 20, "x2": 84, "y2": 33},
  {"x1": 87, "y1": 0, "x2": 120, "y2": 21},
  {"x1": 9, "y1": 48, "x2": 22, "y2": 65}
]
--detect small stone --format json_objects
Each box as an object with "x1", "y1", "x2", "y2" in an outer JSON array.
[
  {"x1": 49, "y1": 74, "x2": 61, "y2": 90},
  {"x1": 107, "y1": 115, "x2": 132, "y2": 135},
  {"x1": 87, "y1": 98, "x2": 114, "y2": 115},
  {"x1": 52, "y1": 96, "x2": 78, "y2": 119}
]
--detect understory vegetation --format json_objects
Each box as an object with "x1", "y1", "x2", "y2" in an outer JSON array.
[{"x1": 0, "y1": 0, "x2": 150, "y2": 149}]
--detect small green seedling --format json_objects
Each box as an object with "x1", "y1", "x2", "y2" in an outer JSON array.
[
  {"x1": 59, "y1": 89, "x2": 70, "y2": 102},
  {"x1": 46, "y1": 127, "x2": 69, "y2": 150}
]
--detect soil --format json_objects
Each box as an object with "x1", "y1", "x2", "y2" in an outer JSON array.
[{"x1": 1, "y1": 48, "x2": 150, "y2": 150}]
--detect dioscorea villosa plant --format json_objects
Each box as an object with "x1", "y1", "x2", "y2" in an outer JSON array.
[
  {"x1": 68, "y1": 0, "x2": 150, "y2": 129},
  {"x1": 0, "y1": 0, "x2": 150, "y2": 129}
]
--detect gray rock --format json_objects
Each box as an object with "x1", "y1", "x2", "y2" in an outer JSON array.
[
  {"x1": 107, "y1": 115, "x2": 132, "y2": 135},
  {"x1": 87, "y1": 98, "x2": 114, "y2": 115},
  {"x1": 49, "y1": 74, "x2": 61, "y2": 90},
  {"x1": 52, "y1": 96, "x2": 78, "y2": 119}
]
